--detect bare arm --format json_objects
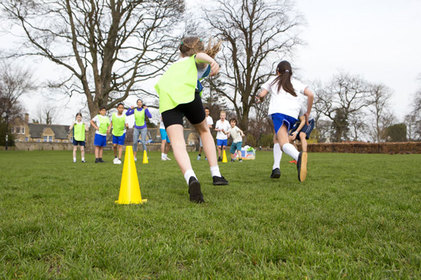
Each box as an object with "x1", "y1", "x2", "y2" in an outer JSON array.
[
  {"x1": 255, "y1": 89, "x2": 269, "y2": 103},
  {"x1": 303, "y1": 87, "x2": 314, "y2": 124},
  {"x1": 292, "y1": 116, "x2": 306, "y2": 138},
  {"x1": 90, "y1": 120, "x2": 99, "y2": 130},
  {"x1": 195, "y1": 53, "x2": 219, "y2": 76},
  {"x1": 69, "y1": 123, "x2": 74, "y2": 131}
]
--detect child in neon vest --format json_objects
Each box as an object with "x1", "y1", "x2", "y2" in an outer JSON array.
[
  {"x1": 108, "y1": 103, "x2": 128, "y2": 164},
  {"x1": 69, "y1": 112, "x2": 87, "y2": 163},
  {"x1": 256, "y1": 61, "x2": 314, "y2": 182},
  {"x1": 90, "y1": 106, "x2": 110, "y2": 163},
  {"x1": 125, "y1": 99, "x2": 152, "y2": 161},
  {"x1": 155, "y1": 37, "x2": 229, "y2": 203}
]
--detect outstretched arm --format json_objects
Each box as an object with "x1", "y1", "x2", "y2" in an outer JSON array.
[
  {"x1": 304, "y1": 88, "x2": 314, "y2": 125},
  {"x1": 195, "y1": 53, "x2": 219, "y2": 76},
  {"x1": 255, "y1": 89, "x2": 269, "y2": 103}
]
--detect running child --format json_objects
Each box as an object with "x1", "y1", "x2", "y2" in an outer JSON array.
[
  {"x1": 108, "y1": 103, "x2": 128, "y2": 165},
  {"x1": 226, "y1": 118, "x2": 245, "y2": 162},
  {"x1": 159, "y1": 116, "x2": 171, "y2": 161},
  {"x1": 256, "y1": 61, "x2": 314, "y2": 182},
  {"x1": 69, "y1": 112, "x2": 87, "y2": 163},
  {"x1": 289, "y1": 102, "x2": 315, "y2": 154},
  {"x1": 154, "y1": 36, "x2": 228, "y2": 203},
  {"x1": 90, "y1": 106, "x2": 110, "y2": 163},
  {"x1": 197, "y1": 107, "x2": 213, "y2": 160},
  {"x1": 215, "y1": 110, "x2": 230, "y2": 162},
  {"x1": 126, "y1": 99, "x2": 152, "y2": 162}
]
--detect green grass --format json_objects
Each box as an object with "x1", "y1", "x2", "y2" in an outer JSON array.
[{"x1": 0, "y1": 150, "x2": 420, "y2": 279}]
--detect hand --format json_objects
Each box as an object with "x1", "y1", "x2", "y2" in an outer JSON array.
[
  {"x1": 304, "y1": 112, "x2": 309, "y2": 125},
  {"x1": 107, "y1": 129, "x2": 110, "y2": 134},
  {"x1": 209, "y1": 60, "x2": 219, "y2": 76},
  {"x1": 143, "y1": 105, "x2": 148, "y2": 109},
  {"x1": 255, "y1": 95, "x2": 262, "y2": 103},
  {"x1": 292, "y1": 131, "x2": 298, "y2": 139}
]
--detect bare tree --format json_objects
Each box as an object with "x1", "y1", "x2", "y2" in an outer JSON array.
[
  {"x1": 204, "y1": 0, "x2": 302, "y2": 130},
  {"x1": 366, "y1": 83, "x2": 394, "y2": 142},
  {"x1": 0, "y1": 63, "x2": 35, "y2": 121},
  {"x1": 405, "y1": 89, "x2": 421, "y2": 141},
  {"x1": 35, "y1": 105, "x2": 57, "y2": 125},
  {"x1": 316, "y1": 73, "x2": 372, "y2": 142},
  {"x1": 1, "y1": 0, "x2": 184, "y2": 148}
]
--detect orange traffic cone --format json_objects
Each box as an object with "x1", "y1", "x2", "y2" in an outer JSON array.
[
  {"x1": 115, "y1": 146, "x2": 147, "y2": 204},
  {"x1": 142, "y1": 150, "x2": 149, "y2": 164},
  {"x1": 222, "y1": 149, "x2": 228, "y2": 163}
]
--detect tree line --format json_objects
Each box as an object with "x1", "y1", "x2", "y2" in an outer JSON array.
[{"x1": 0, "y1": 0, "x2": 420, "y2": 148}]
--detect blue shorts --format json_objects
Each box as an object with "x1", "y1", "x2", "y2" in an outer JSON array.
[
  {"x1": 94, "y1": 134, "x2": 107, "y2": 147},
  {"x1": 230, "y1": 142, "x2": 242, "y2": 154},
  {"x1": 73, "y1": 139, "x2": 85, "y2": 146},
  {"x1": 291, "y1": 119, "x2": 315, "y2": 140},
  {"x1": 216, "y1": 139, "x2": 228, "y2": 147},
  {"x1": 112, "y1": 133, "x2": 126, "y2": 145},
  {"x1": 160, "y1": 129, "x2": 170, "y2": 143},
  {"x1": 271, "y1": 113, "x2": 298, "y2": 134}
]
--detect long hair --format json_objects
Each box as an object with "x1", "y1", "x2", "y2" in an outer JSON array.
[
  {"x1": 271, "y1": 61, "x2": 296, "y2": 97},
  {"x1": 179, "y1": 37, "x2": 221, "y2": 58}
]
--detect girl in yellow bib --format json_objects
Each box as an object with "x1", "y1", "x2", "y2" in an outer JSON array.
[
  {"x1": 108, "y1": 103, "x2": 128, "y2": 164},
  {"x1": 155, "y1": 37, "x2": 228, "y2": 203},
  {"x1": 69, "y1": 112, "x2": 87, "y2": 163}
]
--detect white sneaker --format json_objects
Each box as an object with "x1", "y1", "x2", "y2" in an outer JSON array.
[
  {"x1": 161, "y1": 157, "x2": 167, "y2": 161},
  {"x1": 116, "y1": 159, "x2": 122, "y2": 164},
  {"x1": 73, "y1": 159, "x2": 76, "y2": 163},
  {"x1": 197, "y1": 155, "x2": 201, "y2": 160},
  {"x1": 134, "y1": 158, "x2": 137, "y2": 162},
  {"x1": 165, "y1": 156, "x2": 171, "y2": 161},
  {"x1": 113, "y1": 158, "x2": 119, "y2": 164}
]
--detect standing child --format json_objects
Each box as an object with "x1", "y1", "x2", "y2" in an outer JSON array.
[
  {"x1": 108, "y1": 103, "x2": 128, "y2": 165},
  {"x1": 154, "y1": 36, "x2": 228, "y2": 203},
  {"x1": 159, "y1": 116, "x2": 171, "y2": 161},
  {"x1": 126, "y1": 99, "x2": 152, "y2": 162},
  {"x1": 215, "y1": 110, "x2": 231, "y2": 162},
  {"x1": 197, "y1": 107, "x2": 214, "y2": 160},
  {"x1": 227, "y1": 118, "x2": 245, "y2": 162},
  {"x1": 69, "y1": 112, "x2": 87, "y2": 163},
  {"x1": 256, "y1": 61, "x2": 314, "y2": 182},
  {"x1": 90, "y1": 107, "x2": 110, "y2": 163}
]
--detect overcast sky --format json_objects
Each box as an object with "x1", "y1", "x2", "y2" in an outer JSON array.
[{"x1": 1, "y1": 0, "x2": 420, "y2": 124}]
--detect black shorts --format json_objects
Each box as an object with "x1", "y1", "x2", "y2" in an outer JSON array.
[
  {"x1": 162, "y1": 93, "x2": 206, "y2": 128},
  {"x1": 290, "y1": 119, "x2": 315, "y2": 140}
]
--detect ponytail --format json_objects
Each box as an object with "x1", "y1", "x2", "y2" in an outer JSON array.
[
  {"x1": 271, "y1": 61, "x2": 296, "y2": 97},
  {"x1": 180, "y1": 37, "x2": 221, "y2": 58}
]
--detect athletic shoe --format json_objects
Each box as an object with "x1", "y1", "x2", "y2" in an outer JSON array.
[
  {"x1": 212, "y1": 176, "x2": 229, "y2": 185},
  {"x1": 188, "y1": 177, "x2": 205, "y2": 203},
  {"x1": 134, "y1": 158, "x2": 137, "y2": 162},
  {"x1": 95, "y1": 158, "x2": 99, "y2": 163},
  {"x1": 289, "y1": 160, "x2": 297, "y2": 165},
  {"x1": 161, "y1": 157, "x2": 166, "y2": 161},
  {"x1": 113, "y1": 158, "x2": 119, "y2": 164},
  {"x1": 197, "y1": 155, "x2": 201, "y2": 160},
  {"x1": 297, "y1": 152, "x2": 308, "y2": 182},
  {"x1": 116, "y1": 159, "x2": 122, "y2": 165},
  {"x1": 270, "y1": 168, "x2": 281, "y2": 178},
  {"x1": 99, "y1": 158, "x2": 105, "y2": 163},
  {"x1": 81, "y1": 159, "x2": 86, "y2": 163},
  {"x1": 165, "y1": 156, "x2": 171, "y2": 161},
  {"x1": 73, "y1": 159, "x2": 76, "y2": 163},
  {"x1": 239, "y1": 159, "x2": 243, "y2": 162},
  {"x1": 231, "y1": 159, "x2": 235, "y2": 162}
]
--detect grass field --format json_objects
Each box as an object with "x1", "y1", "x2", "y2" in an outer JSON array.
[{"x1": 0, "y1": 150, "x2": 420, "y2": 279}]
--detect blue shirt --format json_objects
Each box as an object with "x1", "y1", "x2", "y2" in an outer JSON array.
[{"x1": 125, "y1": 107, "x2": 152, "y2": 129}]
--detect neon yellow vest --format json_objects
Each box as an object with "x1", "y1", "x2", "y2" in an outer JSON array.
[
  {"x1": 155, "y1": 55, "x2": 198, "y2": 113},
  {"x1": 134, "y1": 109, "x2": 146, "y2": 127},
  {"x1": 112, "y1": 113, "x2": 126, "y2": 137},
  {"x1": 73, "y1": 122, "x2": 85, "y2": 141},
  {"x1": 97, "y1": 115, "x2": 110, "y2": 135}
]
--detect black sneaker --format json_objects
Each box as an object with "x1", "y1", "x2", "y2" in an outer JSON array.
[
  {"x1": 297, "y1": 152, "x2": 308, "y2": 182},
  {"x1": 99, "y1": 158, "x2": 105, "y2": 163},
  {"x1": 270, "y1": 168, "x2": 281, "y2": 178},
  {"x1": 213, "y1": 176, "x2": 229, "y2": 185},
  {"x1": 81, "y1": 160, "x2": 86, "y2": 163},
  {"x1": 188, "y1": 177, "x2": 205, "y2": 203},
  {"x1": 95, "y1": 158, "x2": 99, "y2": 163},
  {"x1": 231, "y1": 159, "x2": 235, "y2": 162}
]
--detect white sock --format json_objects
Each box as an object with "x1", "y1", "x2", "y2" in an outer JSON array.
[
  {"x1": 161, "y1": 153, "x2": 165, "y2": 158},
  {"x1": 164, "y1": 153, "x2": 168, "y2": 158},
  {"x1": 73, "y1": 157, "x2": 76, "y2": 161},
  {"x1": 82, "y1": 157, "x2": 85, "y2": 161},
  {"x1": 210, "y1": 165, "x2": 221, "y2": 177},
  {"x1": 184, "y1": 169, "x2": 197, "y2": 184},
  {"x1": 282, "y1": 143, "x2": 299, "y2": 161},
  {"x1": 273, "y1": 143, "x2": 282, "y2": 169}
]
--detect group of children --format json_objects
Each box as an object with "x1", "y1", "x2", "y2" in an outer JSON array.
[{"x1": 71, "y1": 36, "x2": 315, "y2": 204}]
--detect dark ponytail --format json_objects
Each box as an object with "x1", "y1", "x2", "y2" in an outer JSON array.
[{"x1": 271, "y1": 61, "x2": 296, "y2": 97}]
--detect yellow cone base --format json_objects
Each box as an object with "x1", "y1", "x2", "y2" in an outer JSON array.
[
  {"x1": 142, "y1": 150, "x2": 149, "y2": 164},
  {"x1": 222, "y1": 149, "x2": 228, "y2": 163},
  {"x1": 115, "y1": 146, "x2": 147, "y2": 205}
]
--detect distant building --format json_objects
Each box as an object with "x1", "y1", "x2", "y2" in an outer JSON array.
[{"x1": 11, "y1": 113, "x2": 72, "y2": 143}]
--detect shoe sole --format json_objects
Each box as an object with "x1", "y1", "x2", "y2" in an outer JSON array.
[
  {"x1": 213, "y1": 180, "x2": 229, "y2": 186},
  {"x1": 270, "y1": 173, "x2": 280, "y2": 179},
  {"x1": 299, "y1": 152, "x2": 308, "y2": 182},
  {"x1": 189, "y1": 181, "x2": 205, "y2": 203}
]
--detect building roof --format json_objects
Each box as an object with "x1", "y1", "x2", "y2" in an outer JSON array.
[{"x1": 28, "y1": 123, "x2": 70, "y2": 139}]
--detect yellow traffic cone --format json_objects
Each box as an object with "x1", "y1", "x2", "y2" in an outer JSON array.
[
  {"x1": 222, "y1": 149, "x2": 228, "y2": 163},
  {"x1": 142, "y1": 150, "x2": 149, "y2": 164},
  {"x1": 115, "y1": 146, "x2": 147, "y2": 204}
]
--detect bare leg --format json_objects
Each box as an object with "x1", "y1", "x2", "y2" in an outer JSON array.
[
  {"x1": 95, "y1": 146, "x2": 99, "y2": 158},
  {"x1": 276, "y1": 125, "x2": 290, "y2": 147},
  {"x1": 73, "y1": 146, "x2": 77, "y2": 159},
  {"x1": 217, "y1": 146, "x2": 221, "y2": 157},
  {"x1": 194, "y1": 120, "x2": 217, "y2": 167},
  {"x1": 99, "y1": 147, "x2": 103, "y2": 159},
  {"x1": 166, "y1": 124, "x2": 192, "y2": 174},
  {"x1": 300, "y1": 132, "x2": 308, "y2": 152},
  {"x1": 113, "y1": 144, "x2": 118, "y2": 157},
  {"x1": 165, "y1": 142, "x2": 171, "y2": 154},
  {"x1": 118, "y1": 145, "x2": 123, "y2": 159},
  {"x1": 160, "y1": 140, "x2": 166, "y2": 154},
  {"x1": 81, "y1": 146, "x2": 85, "y2": 160}
]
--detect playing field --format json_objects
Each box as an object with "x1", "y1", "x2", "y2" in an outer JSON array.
[{"x1": 0, "y1": 150, "x2": 420, "y2": 279}]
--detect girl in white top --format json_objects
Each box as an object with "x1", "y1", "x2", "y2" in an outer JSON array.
[{"x1": 256, "y1": 60, "x2": 314, "y2": 182}]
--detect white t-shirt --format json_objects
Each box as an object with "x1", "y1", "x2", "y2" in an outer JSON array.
[
  {"x1": 228, "y1": 126, "x2": 243, "y2": 143},
  {"x1": 92, "y1": 115, "x2": 108, "y2": 136},
  {"x1": 206, "y1": 116, "x2": 214, "y2": 127},
  {"x1": 262, "y1": 77, "x2": 308, "y2": 119},
  {"x1": 298, "y1": 96, "x2": 308, "y2": 117},
  {"x1": 215, "y1": 119, "x2": 231, "y2": 140}
]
